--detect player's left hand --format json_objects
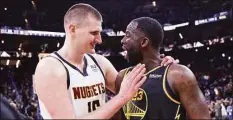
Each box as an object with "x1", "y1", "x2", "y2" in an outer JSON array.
[{"x1": 160, "y1": 54, "x2": 179, "y2": 66}]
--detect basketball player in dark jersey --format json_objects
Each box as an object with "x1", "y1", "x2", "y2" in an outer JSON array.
[{"x1": 115, "y1": 17, "x2": 210, "y2": 119}]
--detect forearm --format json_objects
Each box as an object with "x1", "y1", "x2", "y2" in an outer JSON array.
[{"x1": 77, "y1": 95, "x2": 126, "y2": 119}]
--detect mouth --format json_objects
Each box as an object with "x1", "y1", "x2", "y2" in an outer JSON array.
[
  {"x1": 90, "y1": 43, "x2": 96, "y2": 49},
  {"x1": 121, "y1": 45, "x2": 128, "y2": 60}
]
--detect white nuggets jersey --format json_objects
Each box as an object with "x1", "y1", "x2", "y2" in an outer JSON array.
[{"x1": 38, "y1": 52, "x2": 106, "y2": 118}]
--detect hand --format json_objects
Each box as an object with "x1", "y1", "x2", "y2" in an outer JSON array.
[
  {"x1": 160, "y1": 54, "x2": 179, "y2": 66},
  {"x1": 118, "y1": 63, "x2": 147, "y2": 103}
]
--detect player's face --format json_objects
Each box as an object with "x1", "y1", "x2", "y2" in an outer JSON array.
[
  {"x1": 121, "y1": 22, "x2": 143, "y2": 65},
  {"x1": 74, "y1": 16, "x2": 102, "y2": 53}
]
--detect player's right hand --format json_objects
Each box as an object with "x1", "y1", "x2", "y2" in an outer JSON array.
[{"x1": 117, "y1": 63, "x2": 147, "y2": 103}]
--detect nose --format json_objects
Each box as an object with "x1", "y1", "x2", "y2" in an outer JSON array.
[
  {"x1": 121, "y1": 37, "x2": 125, "y2": 44},
  {"x1": 95, "y1": 34, "x2": 102, "y2": 44}
]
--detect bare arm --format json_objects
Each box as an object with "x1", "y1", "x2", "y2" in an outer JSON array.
[
  {"x1": 115, "y1": 69, "x2": 128, "y2": 93},
  {"x1": 35, "y1": 56, "x2": 146, "y2": 119},
  {"x1": 168, "y1": 64, "x2": 210, "y2": 119},
  {"x1": 34, "y1": 57, "x2": 76, "y2": 119}
]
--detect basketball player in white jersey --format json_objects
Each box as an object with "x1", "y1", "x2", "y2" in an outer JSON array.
[{"x1": 34, "y1": 3, "x2": 177, "y2": 119}]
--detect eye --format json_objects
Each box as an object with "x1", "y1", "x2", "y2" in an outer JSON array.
[
  {"x1": 90, "y1": 31, "x2": 99, "y2": 35},
  {"x1": 125, "y1": 33, "x2": 130, "y2": 38}
]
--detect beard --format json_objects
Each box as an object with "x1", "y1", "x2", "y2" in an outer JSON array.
[{"x1": 127, "y1": 48, "x2": 143, "y2": 66}]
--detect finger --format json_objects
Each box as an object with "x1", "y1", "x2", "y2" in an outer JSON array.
[
  {"x1": 130, "y1": 64, "x2": 145, "y2": 80},
  {"x1": 164, "y1": 59, "x2": 173, "y2": 66},
  {"x1": 126, "y1": 63, "x2": 141, "y2": 79},
  {"x1": 175, "y1": 59, "x2": 180, "y2": 64},
  {"x1": 134, "y1": 76, "x2": 147, "y2": 90},
  {"x1": 131, "y1": 64, "x2": 142, "y2": 73},
  {"x1": 163, "y1": 56, "x2": 174, "y2": 66},
  {"x1": 165, "y1": 56, "x2": 174, "y2": 61},
  {"x1": 132, "y1": 68, "x2": 146, "y2": 85},
  {"x1": 160, "y1": 54, "x2": 165, "y2": 58},
  {"x1": 161, "y1": 57, "x2": 168, "y2": 66}
]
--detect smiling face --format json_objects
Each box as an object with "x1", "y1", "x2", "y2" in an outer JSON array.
[
  {"x1": 121, "y1": 22, "x2": 144, "y2": 65},
  {"x1": 75, "y1": 15, "x2": 102, "y2": 53},
  {"x1": 68, "y1": 14, "x2": 103, "y2": 53},
  {"x1": 64, "y1": 4, "x2": 103, "y2": 54},
  {"x1": 121, "y1": 17, "x2": 165, "y2": 65}
]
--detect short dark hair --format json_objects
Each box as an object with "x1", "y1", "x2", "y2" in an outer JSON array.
[
  {"x1": 64, "y1": 3, "x2": 102, "y2": 27},
  {"x1": 132, "y1": 17, "x2": 164, "y2": 50}
]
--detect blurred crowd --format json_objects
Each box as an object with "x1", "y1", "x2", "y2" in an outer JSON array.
[
  {"x1": 1, "y1": 60, "x2": 232, "y2": 120},
  {"x1": 0, "y1": 73, "x2": 38, "y2": 119},
  {"x1": 197, "y1": 69, "x2": 233, "y2": 119}
]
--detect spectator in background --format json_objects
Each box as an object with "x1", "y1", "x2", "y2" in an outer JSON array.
[
  {"x1": 221, "y1": 99, "x2": 228, "y2": 119},
  {"x1": 9, "y1": 102, "x2": 17, "y2": 111},
  {"x1": 209, "y1": 101, "x2": 215, "y2": 118},
  {"x1": 205, "y1": 89, "x2": 211, "y2": 101},
  {"x1": 214, "y1": 99, "x2": 222, "y2": 119},
  {"x1": 225, "y1": 82, "x2": 233, "y2": 98},
  {"x1": 226, "y1": 99, "x2": 233, "y2": 120}
]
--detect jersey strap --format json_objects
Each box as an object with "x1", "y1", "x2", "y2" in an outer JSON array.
[{"x1": 44, "y1": 55, "x2": 70, "y2": 89}]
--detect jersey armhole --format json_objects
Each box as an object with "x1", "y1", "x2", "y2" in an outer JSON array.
[
  {"x1": 123, "y1": 67, "x2": 131, "y2": 78},
  {"x1": 44, "y1": 56, "x2": 70, "y2": 89},
  {"x1": 163, "y1": 65, "x2": 180, "y2": 105}
]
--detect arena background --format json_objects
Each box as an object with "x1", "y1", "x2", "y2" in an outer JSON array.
[{"x1": 0, "y1": 0, "x2": 232, "y2": 119}]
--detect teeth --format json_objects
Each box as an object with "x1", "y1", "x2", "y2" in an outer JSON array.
[
  {"x1": 124, "y1": 51, "x2": 127, "y2": 55},
  {"x1": 120, "y1": 51, "x2": 127, "y2": 56}
]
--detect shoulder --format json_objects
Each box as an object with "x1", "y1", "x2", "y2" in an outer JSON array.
[
  {"x1": 34, "y1": 56, "x2": 68, "y2": 97},
  {"x1": 118, "y1": 68, "x2": 130, "y2": 78},
  {"x1": 34, "y1": 56, "x2": 67, "y2": 82},
  {"x1": 115, "y1": 67, "x2": 132, "y2": 93},
  {"x1": 168, "y1": 64, "x2": 196, "y2": 81},
  {"x1": 167, "y1": 64, "x2": 197, "y2": 92}
]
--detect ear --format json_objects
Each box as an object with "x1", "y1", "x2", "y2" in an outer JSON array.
[
  {"x1": 141, "y1": 37, "x2": 149, "y2": 48},
  {"x1": 68, "y1": 24, "x2": 76, "y2": 35}
]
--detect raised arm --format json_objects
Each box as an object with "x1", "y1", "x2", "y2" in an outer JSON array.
[{"x1": 168, "y1": 64, "x2": 210, "y2": 119}]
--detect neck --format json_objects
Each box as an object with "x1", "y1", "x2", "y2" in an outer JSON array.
[
  {"x1": 57, "y1": 37, "x2": 84, "y2": 65},
  {"x1": 141, "y1": 48, "x2": 162, "y2": 72}
]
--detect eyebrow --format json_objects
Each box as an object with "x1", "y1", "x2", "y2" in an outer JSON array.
[
  {"x1": 90, "y1": 28, "x2": 102, "y2": 33},
  {"x1": 91, "y1": 30, "x2": 100, "y2": 33}
]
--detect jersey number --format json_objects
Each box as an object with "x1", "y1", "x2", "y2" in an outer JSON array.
[
  {"x1": 132, "y1": 91, "x2": 143, "y2": 101},
  {"x1": 88, "y1": 100, "x2": 100, "y2": 113}
]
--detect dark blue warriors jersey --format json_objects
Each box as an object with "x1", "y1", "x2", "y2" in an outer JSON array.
[{"x1": 121, "y1": 65, "x2": 186, "y2": 120}]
